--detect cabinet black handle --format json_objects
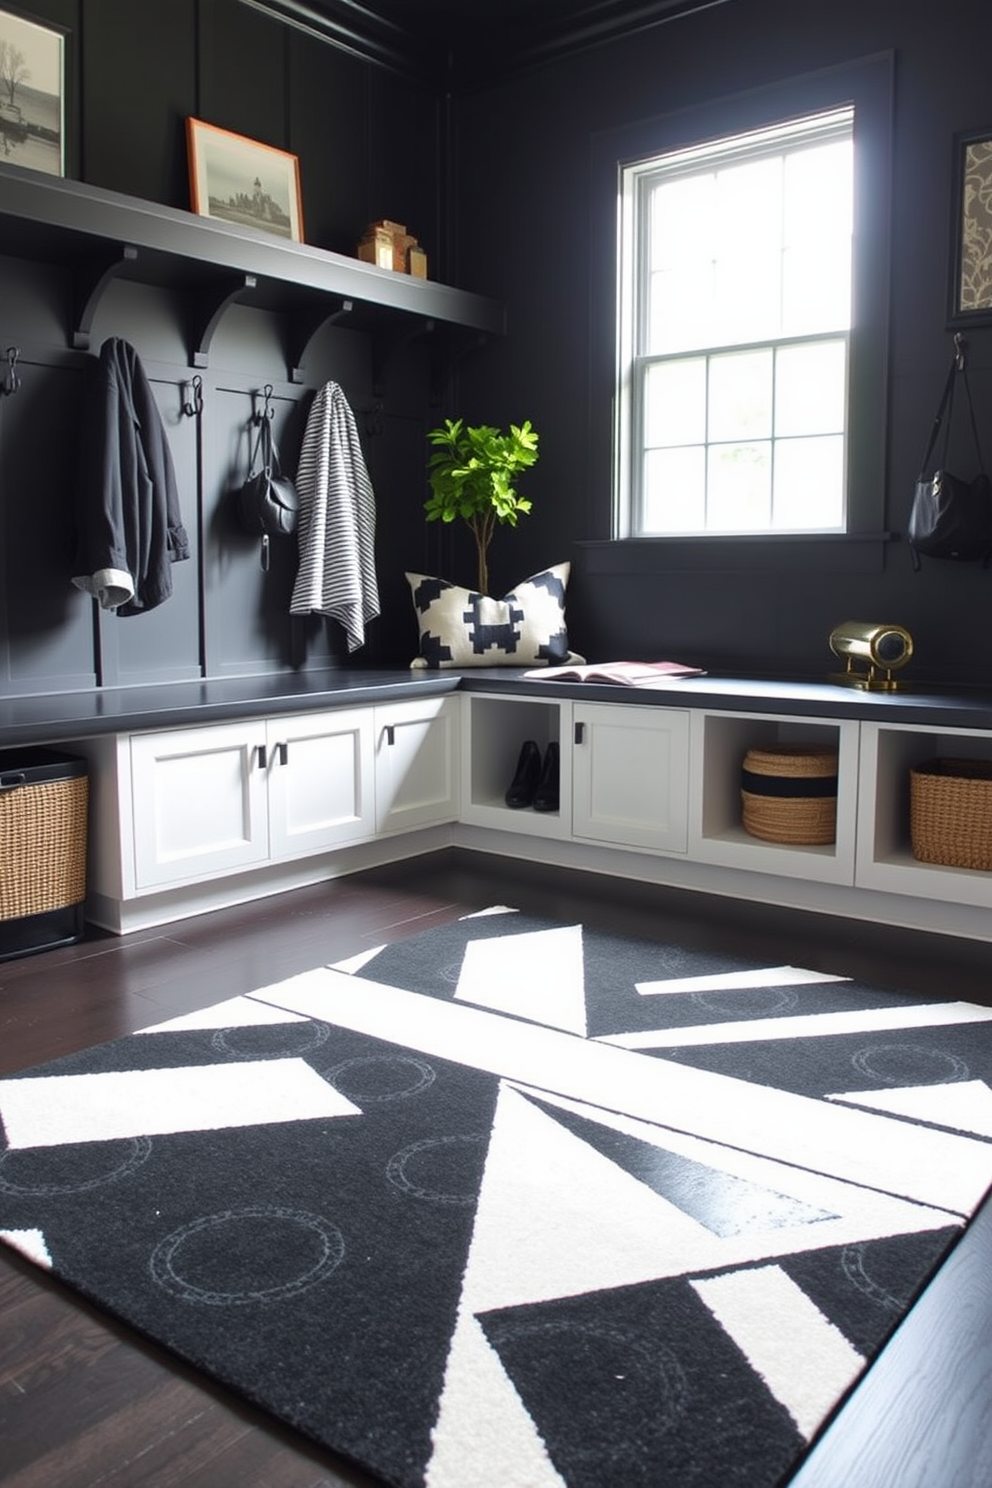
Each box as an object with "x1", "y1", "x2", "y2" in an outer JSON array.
[
  {"x1": 384, "y1": 725, "x2": 395, "y2": 746},
  {"x1": 256, "y1": 743, "x2": 267, "y2": 769},
  {"x1": 574, "y1": 721, "x2": 585, "y2": 744},
  {"x1": 277, "y1": 741, "x2": 289, "y2": 766}
]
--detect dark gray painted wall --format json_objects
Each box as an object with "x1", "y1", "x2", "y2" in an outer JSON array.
[{"x1": 449, "y1": 0, "x2": 992, "y2": 689}]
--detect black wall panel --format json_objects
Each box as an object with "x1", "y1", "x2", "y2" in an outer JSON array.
[
  {"x1": 288, "y1": 29, "x2": 370, "y2": 257},
  {"x1": 80, "y1": 0, "x2": 197, "y2": 204},
  {"x1": 197, "y1": 0, "x2": 289, "y2": 161},
  {"x1": 0, "y1": 355, "x2": 93, "y2": 694}
]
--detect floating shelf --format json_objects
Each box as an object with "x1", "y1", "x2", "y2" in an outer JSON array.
[{"x1": 0, "y1": 162, "x2": 506, "y2": 373}]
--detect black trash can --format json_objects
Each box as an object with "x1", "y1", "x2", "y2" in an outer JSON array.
[{"x1": 0, "y1": 748, "x2": 89, "y2": 960}]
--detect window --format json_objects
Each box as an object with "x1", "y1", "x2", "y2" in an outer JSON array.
[{"x1": 616, "y1": 107, "x2": 856, "y2": 538}]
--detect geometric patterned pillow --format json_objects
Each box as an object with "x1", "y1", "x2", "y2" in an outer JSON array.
[{"x1": 406, "y1": 562, "x2": 584, "y2": 669}]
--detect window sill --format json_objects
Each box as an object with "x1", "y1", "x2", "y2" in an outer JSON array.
[{"x1": 576, "y1": 533, "x2": 895, "y2": 575}]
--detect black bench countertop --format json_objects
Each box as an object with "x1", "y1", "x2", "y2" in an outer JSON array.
[{"x1": 2, "y1": 667, "x2": 992, "y2": 750}]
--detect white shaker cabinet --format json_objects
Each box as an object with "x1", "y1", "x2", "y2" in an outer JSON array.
[
  {"x1": 130, "y1": 709, "x2": 375, "y2": 890},
  {"x1": 571, "y1": 702, "x2": 691, "y2": 853},
  {"x1": 374, "y1": 695, "x2": 460, "y2": 834}
]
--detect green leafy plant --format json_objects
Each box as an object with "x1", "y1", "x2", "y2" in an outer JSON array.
[{"x1": 424, "y1": 417, "x2": 539, "y2": 594}]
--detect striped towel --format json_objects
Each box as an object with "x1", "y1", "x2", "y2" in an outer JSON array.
[{"x1": 290, "y1": 381, "x2": 380, "y2": 651}]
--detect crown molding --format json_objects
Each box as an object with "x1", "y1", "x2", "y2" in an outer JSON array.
[{"x1": 240, "y1": 0, "x2": 734, "y2": 91}]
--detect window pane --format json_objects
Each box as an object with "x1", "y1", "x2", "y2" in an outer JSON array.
[
  {"x1": 649, "y1": 173, "x2": 715, "y2": 268},
  {"x1": 773, "y1": 434, "x2": 845, "y2": 529},
  {"x1": 783, "y1": 141, "x2": 852, "y2": 245},
  {"x1": 642, "y1": 446, "x2": 706, "y2": 531},
  {"x1": 707, "y1": 442, "x2": 771, "y2": 530},
  {"x1": 644, "y1": 358, "x2": 707, "y2": 446},
  {"x1": 715, "y1": 252, "x2": 781, "y2": 343},
  {"x1": 647, "y1": 264, "x2": 717, "y2": 353},
  {"x1": 715, "y1": 157, "x2": 782, "y2": 254},
  {"x1": 775, "y1": 340, "x2": 846, "y2": 436},
  {"x1": 782, "y1": 243, "x2": 851, "y2": 335},
  {"x1": 708, "y1": 350, "x2": 772, "y2": 442}
]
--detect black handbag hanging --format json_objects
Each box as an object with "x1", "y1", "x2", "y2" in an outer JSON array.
[
  {"x1": 908, "y1": 335, "x2": 992, "y2": 570},
  {"x1": 237, "y1": 388, "x2": 300, "y2": 570}
]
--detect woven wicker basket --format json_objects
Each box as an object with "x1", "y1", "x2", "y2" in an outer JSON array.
[
  {"x1": 910, "y1": 757, "x2": 992, "y2": 871},
  {"x1": 0, "y1": 773, "x2": 89, "y2": 921},
  {"x1": 741, "y1": 744, "x2": 838, "y2": 845}
]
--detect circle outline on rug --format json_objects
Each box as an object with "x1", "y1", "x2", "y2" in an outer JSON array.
[
  {"x1": 386, "y1": 1132, "x2": 487, "y2": 1204},
  {"x1": 324, "y1": 1053, "x2": 436, "y2": 1104},
  {"x1": 0, "y1": 1136, "x2": 153, "y2": 1196},
  {"x1": 149, "y1": 1204, "x2": 345, "y2": 1305},
  {"x1": 210, "y1": 1020, "x2": 332, "y2": 1060},
  {"x1": 850, "y1": 1043, "x2": 970, "y2": 1086}
]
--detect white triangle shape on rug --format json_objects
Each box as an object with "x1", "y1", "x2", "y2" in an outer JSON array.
[
  {"x1": 828, "y1": 1079, "x2": 992, "y2": 1137},
  {"x1": 636, "y1": 966, "x2": 849, "y2": 996},
  {"x1": 455, "y1": 924, "x2": 586, "y2": 1034},
  {"x1": 0, "y1": 1227, "x2": 52, "y2": 1269},
  {"x1": 328, "y1": 945, "x2": 386, "y2": 975},
  {"x1": 456, "y1": 1084, "x2": 760, "y2": 1317},
  {"x1": 426, "y1": 1313, "x2": 565, "y2": 1488}
]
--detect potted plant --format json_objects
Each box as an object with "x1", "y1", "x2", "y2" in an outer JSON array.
[{"x1": 424, "y1": 417, "x2": 539, "y2": 594}]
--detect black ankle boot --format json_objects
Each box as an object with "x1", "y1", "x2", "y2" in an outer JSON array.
[
  {"x1": 505, "y1": 739, "x2": 542, "y2": 807},
  {"x1": 532, "y1": 741, "x2": 560, "y2": 812}
]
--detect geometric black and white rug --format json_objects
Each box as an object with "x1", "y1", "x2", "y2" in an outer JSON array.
[{"x1": 3, "y1": 907, "x2": 992, "y2": 1488}]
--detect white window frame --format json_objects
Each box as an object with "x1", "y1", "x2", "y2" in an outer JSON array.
[{"x1": 615, "y1": 106, "x2": 855, "y2": 540}]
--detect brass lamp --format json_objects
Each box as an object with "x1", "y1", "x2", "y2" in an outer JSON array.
[{"x1": 828, "y1": 621, "x2": 914, "y2": 691}]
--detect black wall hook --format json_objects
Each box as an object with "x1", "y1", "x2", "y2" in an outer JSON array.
[
  {"x1": 182, "y1": 374, "x2": 203, "y2": 417},
  {"x1": 1, "y1": 346, "x2": 20, "y2": 397},
  {"x1": 253, "y1": 383, "x2": 275, "y2": 426}
]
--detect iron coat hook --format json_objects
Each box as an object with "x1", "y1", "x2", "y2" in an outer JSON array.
[{"x1": 2, "y1": 346, "x2": 20, "y2": 397}]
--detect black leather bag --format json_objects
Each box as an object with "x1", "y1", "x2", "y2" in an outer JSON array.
[
  {"x1": 908, "y1": 341, "x2": 992, "y2": 570},
  {"x1": 238, "y1": 409, "x2": 300, "y2": 568}
]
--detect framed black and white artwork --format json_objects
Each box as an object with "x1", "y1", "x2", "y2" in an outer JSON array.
[
  {"x1": 187, "y1": 117, "x2": 304, "y2": 243},
  {"x1": 0, "y1": 4, "x2": 65, "y2": 176}
]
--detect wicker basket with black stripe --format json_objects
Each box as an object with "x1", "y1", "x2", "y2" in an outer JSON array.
[{"x1": 740, "y1": 744, "x2": 838, "y2": 845}]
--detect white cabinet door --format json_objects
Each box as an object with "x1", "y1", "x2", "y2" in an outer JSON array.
[
  {"x1": 572, "y1": 703, "x2": 690, "y2": 853},
  {"x1": 131, "y1": 721, "x2": 269, "y2": 889},
  {"x1": 266, "y1": 708, "x2": 375, "y2": 859},
  {"x1": 375, "y1": 696, "x2": 460, "y2": 834}
]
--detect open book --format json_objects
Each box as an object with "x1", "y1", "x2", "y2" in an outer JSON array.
[{"x1": 522, "y1": 659, "x2": 706, "y2": 685}]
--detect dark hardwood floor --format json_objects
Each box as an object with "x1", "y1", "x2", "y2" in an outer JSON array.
[{"x1": 2, "y1": 848, "x2": 991, "y2": 1487}]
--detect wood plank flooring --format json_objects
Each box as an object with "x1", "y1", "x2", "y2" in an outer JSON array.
[{"x1": 1, "y1": 848, "x2": 991, "y2": 1488}]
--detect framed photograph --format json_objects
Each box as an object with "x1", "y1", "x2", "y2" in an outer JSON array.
[
  {"x1": 0, "y1": 4, "x2": 65, "y2": 177},
  {"x1": 949, "y1": 129, "x2": 992, "y2": 324},
  {"x1": 186, "y1": 117, "x2": 304, "y2": 243}
]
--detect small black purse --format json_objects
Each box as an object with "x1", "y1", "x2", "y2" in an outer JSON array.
[
  {"x1": 237, "y1": 405, "x2": 300, "y2": 569},
  {"x1": 908, "y1": 338, "x2": 992, "y2": 570}
]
